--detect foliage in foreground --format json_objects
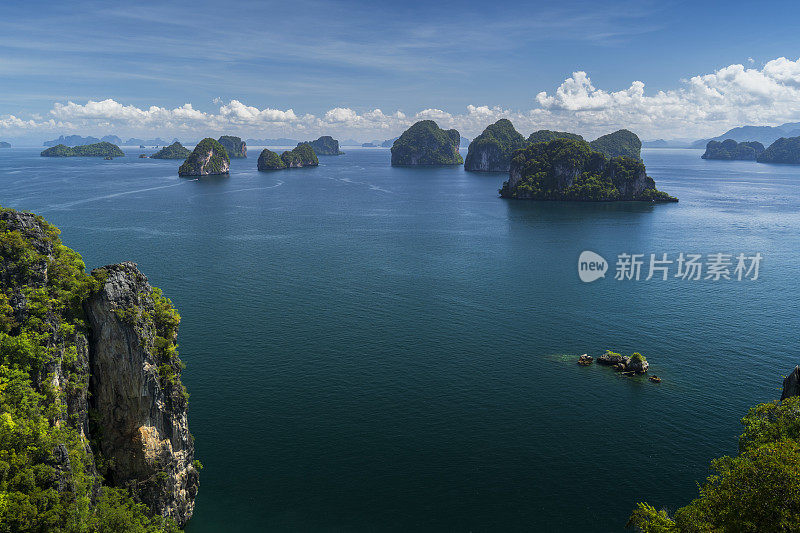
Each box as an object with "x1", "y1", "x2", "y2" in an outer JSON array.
[{"x1": 628, "y1": 396, "x2": 800, "y2": 532}]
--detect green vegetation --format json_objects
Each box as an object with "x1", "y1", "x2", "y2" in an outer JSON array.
[
  {"x1": 280, "y1": 144, "x2": 319, "y2": 168},
  {"x1": 702, "y1": 139, "x2": 765, "y2": 161},
  {"x1": 0, "y1": 207, "x2": 179, "y2": 531},
  {"x1": 756, "y1": 136, "x2": 800, "y2": 164},
  {"x1": 500, "y1": 138, "x2": 676, "y2": 202},
  {"x1": 630, "y1": 352, "x2": 646, "y2": 363},
  {"x1": 217, "y1": 136, "x2": 247, "y2": 158},
  {"x1": 151, "y1": 142, "x2": 191, "y2": 160},
  {"x1": 178, "y1": 138, "x2": 230, "y2": 176},
  {"x1": 299, "y1": 136, "x2": 342, "y2": 156},
  {"x1": 257, "y1": 149, "x2": 287, "y2": 171},
  {"x1": 589, "y1": 129, "x2": 642, "y2": 160},
  {"x1": 40, "y1": 142, "x2": 125, "y2": 158},
  {"x1": 527, "y1": 130, "x2": 584, "y2": 144},
  {"x1": 628, "y1": 396, "x2": 800, "y2": 533},
  {"x1": 464, "y1": 119, "x2": 527, "y2": 172},
  {"x1": 390, "y1": 120, "x2": 463, "y2": 166}
]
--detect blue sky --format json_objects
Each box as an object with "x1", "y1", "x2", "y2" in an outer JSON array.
[{"x1": 3, "y1": 0, "x2": 800, "y2": 142}]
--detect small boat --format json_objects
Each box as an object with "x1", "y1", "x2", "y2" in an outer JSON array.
[{"x1": 649, "y1": 375, "x2": 662, "y2": 383}]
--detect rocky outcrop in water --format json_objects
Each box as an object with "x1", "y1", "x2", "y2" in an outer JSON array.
[
  {"x1": 151, "y1": 142, "x2": 192, "y2": 159},
  {"x1": 299, "y1": 136, "x2": 342, "y2": 155},
  {"x1": 391, "y1": 120, "x2": 463, "y2": 166},
  {"x1": 218, "y1": 136, "x2": 247, "y2": 158},
  {"x1": 589, "y1": 129, "x2": 642, "y2": 160},
  {"x1": 41, "y1": 142, "x2": 125, "y2": 158},
  {"x1": 781, "y1": 366, "x2": 800, "y2": 400},
  {"x1": 0, "y1": 208, "x2": 198, "y2": 527},
  {"x1": 702, "y1": 139, "x2": 765, "y2": 160},
  {"x1": 257, "y1": 148, "x2": 287, "y2": 170},
  {"x1": 757, "y1": 136, "x2": 800, "y2": 164},
  {"x1": 464, "y1": 119, "x2": 527, "y2": 172},
  {"x1": 179, "y1": 138, "x2": 230, "y2": 176}
]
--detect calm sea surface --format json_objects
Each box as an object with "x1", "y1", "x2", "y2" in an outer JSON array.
[{"x1": 0, "y1": 146, "x2": 797, "y2": 531}]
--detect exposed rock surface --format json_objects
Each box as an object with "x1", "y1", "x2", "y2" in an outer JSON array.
[
  {"x1": 178, "y1": 138, "x2": 230, "y2": 176},
  {"x1": 85, "y1": 263, "x2": 198, "y2": 525},
  {"x1": 781, "y1": 366, "x2": 800, "y2": 400},
  {"x1": 464, "y1": 119, "x2": 527, "y2": 172},
  {"x1": 500, "y1": 138, "x2": 676, "y2": 202},
  {"x1": 391, "y1": 120, "x2": 463, "y2": 166},
  {"x1": 299, "y1": 136, "x2": 342, "y2": 155},
  {"x1": 702, "y1": 139, "x2": 765, "y2": 160},
  {"x1": 218, "y1": 135, "x2": 247, "y2": 158}
]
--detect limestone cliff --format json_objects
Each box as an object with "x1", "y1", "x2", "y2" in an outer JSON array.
[
  {"x1": 0, "y1": 208, "x2": 198, "y2": 528},
  {"x1": 179, "y1": 137, "x2": 230, "y2": 176},
  {"x1": 464, "y1": 119, "x2": 527, "y2": 172},
  {"x1": 390, "y1": 120, "x2": 463, "y2": 166},
  {"x1": 218, "y1": 136, "x2": 247, "y2": 158}
]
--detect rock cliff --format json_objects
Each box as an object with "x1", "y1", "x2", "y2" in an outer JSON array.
[
  {"x1": 179, "y1": 138, "x2": 230, "y2": 176},
  {"x1": 280, "y1": 144, "x2": 319, "y2": 168},
  {"x1": 390, "y1": 120, "x2": 463, "y2": 166},
  {"x1": 257, "y1": 148, "x2": 287, "y2": 170},
  {"x1": 218, "y1": 136, "x2": 247, "y2": 158},
  {"x1": 464, "y1": 119, "x2": 527, "y2": 172},
  {"x1": 299, "y1": 136, "x2": 342, "y2": 155},
  {"x1": 781, "y1": 366, "x2": 800, "y2": 400},
  {"x1": 0, "y1": 208, "x2": 198, "y2": 528}
]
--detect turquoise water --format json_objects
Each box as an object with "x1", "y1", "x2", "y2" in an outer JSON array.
[{"x1": 1, "y1": 146, "x2": 798, "y2": 531}]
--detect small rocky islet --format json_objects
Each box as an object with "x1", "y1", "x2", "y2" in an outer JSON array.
[
  {"x1": 150, "y1": 141, "x2": 192, "y2": 159},
  {"x1": 578, "y1": 350, "x2": 659, "y2": 381},
  {"x1": 299, "y1": 135, "x2": 343, "y2": 155},
  {"x1": 257, "y1": 144, "x2": 319, "y2": 171},
  {"x1": 390, "y1": 120, "x2": 463, "y2": 166},
  {"x1": 218, "y1": 135, "x2": 247, "y2": 158},
  {"x1": 702, "y1": 135, "x2": 800, "y2": 164},
  {"x1": 178, "y1": 138, "x2": 230, "y2": 177}
]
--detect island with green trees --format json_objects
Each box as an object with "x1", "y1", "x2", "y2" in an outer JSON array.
[
  {"x1": 464, "y1": 119, "x2": 527, "y2": 172},
  {"x1": 628, "y1": 367, "x2": 800, "y2": 532},
  {"x1": 151, "y1": 141, "x2": 192, "y2": 159},
  {"x1": 0, "y1": 207, "x2": 199, "y2": 531},
  {"x1": 756, "y1": 136, "x2": 800, "y2": 164},
  {"x1": 702, "y1": 139, "x2": 765, "y2": 160},
  {"x1": 257, "y1": 148, "x2": 287, "y2": 170},
  {"x1": 179, "y1": 138, "x2": 230, "y2": 176},
  {"x1": 391, "y1": 120, "x2": 463, "y2": 166},
  {"x1": 40, "y1": 142, "x2": 125, "y2": 158},
  {"x1": 217, "y1": 135, "x2": 247, "y2": 158},
  {"x1": 527, "y1": 130, "x2": 584, "y2": 144},
  {"x1": 588, "y1": 129, "x2": 642, "y2": 159},
  {"x1": 499, "y1": 138, "x2": 676, "y2": 202},
  {"x1": 257, "y1": 145, "x2": 319, "y2": 170},
  {"x1": 299, "y1": 136, "x2": 343, "y2": 155}
]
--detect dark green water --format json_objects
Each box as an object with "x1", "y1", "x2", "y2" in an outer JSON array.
[{"x1": 1, "y1": 146, "x2": 797, "y2": 531}]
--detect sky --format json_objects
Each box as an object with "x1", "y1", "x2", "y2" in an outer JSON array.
[{"x1": 3, "y1": 0, "x2": 800, "y2": 144}]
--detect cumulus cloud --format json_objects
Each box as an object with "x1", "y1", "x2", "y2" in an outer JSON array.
[{"x1": 6, "y1": 57, "x2": 800, "y2": 140}]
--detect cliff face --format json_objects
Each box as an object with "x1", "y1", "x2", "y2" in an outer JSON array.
[
  {"x1": 0, "y1": 208, "x2": 197, "y2": 528},
  {"x1": 85, "y1": 263, "x2": 198, "y2": 525},
  {"x1": 464, "y1": 119, "x2": 527, "y2": 172},
  {"x1": 300, "y1": 136, "x2": 342, "y2": 155},
  {"x1": 218, "y1": 136, "x2": 247, "y2": 158},
  {"x1": 390, "y1": 120, "x2": 463, "y2": 166},
  {"x1": 179, "y1": 137, "x2": 230, "y2": 176}
]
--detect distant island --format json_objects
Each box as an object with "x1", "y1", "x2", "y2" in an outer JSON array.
[
  {"x1": 362, "y1": 142, "x2": 376, "y2": 147},
  {"x1": 218, "y1": 136, "x2": 247, "y2": 158},
  {"x1": 245, "y1": 137, "x2": 301, "y2": 146},
  {"x1": 0, "y1": 141, "x2": 10, "y2": 148},
  {"x1": 299, "y1": 136, "x2": 342, "y2": 156},
  {"x1": 257, "y1": 144, "x2": 319, "y2": 170},
  {"x1": 41, "y1": 142, "x2": 125, "y2": 158},
  {"x1": 126, "y1": 137, "x2": 171, "y2": 146},
  {"x1": 151, "y1": 141, "x2": 192, "y2": 159},
  {"x1": 588, "y1": 129, "x2": 642, "y2": 159},
  {"x1": 499, "y1": 137, "x2": 676, "y2": 202},
  {"x1": 694, "y1": 121, "x2": 800, "y2": 148},
  {"x1": 464, "y1": 119, "x2": 527, "y2": 172},
  {"x1": 702, "y1": 139, "x2": 765, "y2": 160},
  {"x1": 178, "y1": 138, "x2": 230, "y2": 176},
  {"x1": 756, "y1": 136, "x2": 800, "y2": 164},
  {"x1": 391, "y1": 120, "x2": 463, "y2": 166},
  {"x1": 381, "y1": 137, "x2": 398, "y2": 148}
]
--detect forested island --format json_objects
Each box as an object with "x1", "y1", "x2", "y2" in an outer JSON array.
[
  {"x1": 757, "y1": 136, "x2": 800, "y2": 164},
  {"x1": 178, "y1": 138, "x2": 230, "y2": 176},
  {"x1": 702, "y1": 139, "x2": 765, "y2": 160},
  {"x1": 218, "y1": 136, "x2": 247, "y2": 158},
  {"x1": 391, "y1": 120, "x2": 463, "y2": 166},
  {"x1": 40, "y1": 142, "x2": 125, "y2": 158},
  {"x1": 257, "y1": 144, "x2": 319, "y2": 170},
  {"x1": 0, "y1": 207, "x2": 198, "y2": 531},
  {"x1": 299, "y1": 136, "x2": 342, "y2": 155},
  {"x1": 151, "y1": 141, "x2": 192, "y2": 159},
  {"x1": 499, "y1": 138, "x2": 676, "y2": 202}
]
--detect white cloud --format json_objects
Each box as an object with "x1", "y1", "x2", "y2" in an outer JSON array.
[{"x1": 7, "y1": 57, "x2": 800, "y2": 140}]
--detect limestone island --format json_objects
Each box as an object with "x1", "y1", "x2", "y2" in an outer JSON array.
[
  {"x1": 40, "y1": 142, "x2": 125, "y2": 158},
  {"x1": 257, "y1": 144, "x2": 319, "y2": 170},
  {"x1": 0, "y1": 207, "x2": 199, "y2": 529},
  {"x1": 218, "y1": 135, "x2": 247, "y2": 158},
  {"x1": 499, "y1": 137, "x2": 677, "y2": 202},
  {"x1": 528, "y1": 130, "x2": 584, "y2": 144},
  {"x1": 597, "y1": 350, "x2": 649, "y2": 374},
  {"x1": 299, "y1": 136, "x2": 343, "y2": 155},
  {"x1": 588, "y1": 129, "x2": 642, "y2": 159},
  {"x1": 702, "y1": 139, "x2": 765, "y2": 160},
  {"x1": 0, "y1": 141, "x2": 10, "y2": 148},
  {"x1": 151, "y1": 141, "x2": 192, "y2": 159},
  {"x1": 178, "y1": 138, "x2": 230, "y2": 176},
  {"x1": 391, "y1": 120, "x2": 463, "y2": 166},
  {"x1": 756, "y1": 136, "x2": 800, "y2": 164},
  {"x1": 464, "y1": 119, "x2": 527, "y2": 172}
]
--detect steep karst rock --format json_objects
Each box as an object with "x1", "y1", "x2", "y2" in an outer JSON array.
[
  {"x1": 781, "y1": 366, "x2": 800, "y2": 400},
  {"x1": 280, "y1": 144, "x2": 319, "y2": 168},
  {"x1": 702, "y1": 139, "x2": 765, "y2": 160},
  {"x1": 499, "y1": 138, "x2": 676, "y2": 202},
  {"x1": 464, "y1": 119, "x2": 527, "y2": 172},
  {"x1": 390, "y1": 120, "x2": 463, "y2": 166},
  {"x1": 757, "y1": 136, "x2": 800, "y2": 164},
  {"x1": 217, "y1": 136, "x2": 247, "y2": 158},
  {"x1": 151, "y1": 142, "x2": 192, "y2": 160},
  {"x1": 178, "y1": 138, "x2": 230, "y2": 176},
  {"x1": 299, "y1": 136, "x2": 342, "y2": 155},
  {"x1": 257, "y1": 148, "x2": 287, "y2": 170},
  {"x1": 589, "y1": 129, "x2": 642, "y2": 160}
]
